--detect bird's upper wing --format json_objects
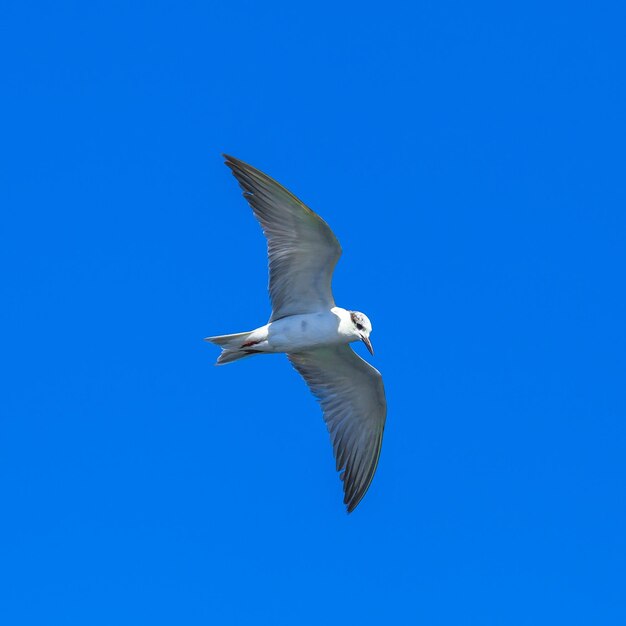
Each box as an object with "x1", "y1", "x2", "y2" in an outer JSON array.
[
  {"x1": 288, "y1": 345, "x2": 387, "y2": 513},
  {"x1": 224, "y1": 155, "x2": 342, "y2": 322}
]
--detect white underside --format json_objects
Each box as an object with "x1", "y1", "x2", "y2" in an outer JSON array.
[{"x1": 245, "y1": 307, "x2": 356, "y2": 354}]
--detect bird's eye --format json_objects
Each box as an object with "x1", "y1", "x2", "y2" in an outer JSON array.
[{"x1": 356, "y1": 323, "x2": 364, "y2": 331}]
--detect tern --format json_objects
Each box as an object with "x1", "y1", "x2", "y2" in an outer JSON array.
[{"x1": 206, "y1": 155, "x2": 387, "y2": 513}]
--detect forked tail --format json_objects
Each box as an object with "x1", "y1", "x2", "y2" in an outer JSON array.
[{"x1": 204, "y1": 330, "x2": 262, "y2": 365}]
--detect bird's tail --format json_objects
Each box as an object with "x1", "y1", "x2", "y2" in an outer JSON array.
[{"x1": 204, "y1": 330, "x2": 262, "y2": 366}]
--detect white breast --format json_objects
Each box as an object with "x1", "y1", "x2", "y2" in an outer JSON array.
[{"x1": 266, "y1": 309, "x2": 352, "y2": 353}]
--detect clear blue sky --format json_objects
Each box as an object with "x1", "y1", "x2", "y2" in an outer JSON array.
[{"x1": 1, "y1": 1, "x2": 625, "y2": 624}]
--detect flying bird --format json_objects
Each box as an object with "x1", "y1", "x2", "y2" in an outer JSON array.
[{"x1": 206, "y1": 155, "x2": 387, "y2": 513}]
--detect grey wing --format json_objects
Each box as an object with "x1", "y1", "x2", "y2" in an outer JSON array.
[
  {"x1": 224, "y1": 155, "x2": 342, "y2": 322},
  {"x1": 288, "y1": 345, "x2": 387, "y2": 513}
]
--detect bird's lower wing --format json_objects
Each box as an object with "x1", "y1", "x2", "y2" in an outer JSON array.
[
  {"x1": 288, "y1": 345, "x2": 387, "y2": 513},
  {"x1": 224, "y1": 155, "x2": 342, "y2": 321}
]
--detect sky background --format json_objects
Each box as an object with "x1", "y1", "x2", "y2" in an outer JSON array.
[{"x1": 1, "y1": 1, "x2": 625, "y2": 624}]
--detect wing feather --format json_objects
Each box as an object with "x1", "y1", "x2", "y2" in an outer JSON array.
[
  {"x1": 223, "y1": 155, "x2": 342, "y2": 321},
  {"x1": 288, "y1": 345, "x2": 387, "y2": 513}
]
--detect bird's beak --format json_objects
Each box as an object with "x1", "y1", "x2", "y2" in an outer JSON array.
[{"x1": 361, "y1": 335, "x2": 374, "y2": 356}]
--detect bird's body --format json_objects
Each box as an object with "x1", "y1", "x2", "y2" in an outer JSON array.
[
  {"x1": 214, "y1": 308, "x2": 360, "y2": 358},
  {"x1": 207, "y1": 155, "x2": 386, "y2": 512},
  {"x1": 266, "y1": 307, "x2": 362, "y2": 352}
]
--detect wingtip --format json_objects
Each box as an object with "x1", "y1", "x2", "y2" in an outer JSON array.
[
  {"x1": 345, "y1": 498, "x2": 359, "y2": 514},
  {"x1": 223, "y1": 154, "x2": 252, "y2": 178},
  {"x1": 344, "y1": 489, "x2": 358, "y2": 514},
  {"x1": 222, "y1": 153, "x2": 243, "y2": 167}
]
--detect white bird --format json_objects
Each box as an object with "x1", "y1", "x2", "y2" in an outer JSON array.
[{"x1": 206, "y1": 155, "x2": 387, "y2": 513}]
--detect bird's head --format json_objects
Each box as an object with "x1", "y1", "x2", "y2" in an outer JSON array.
[{"x1": 349, "y1": 311, "x2": 374, "y2": 355}]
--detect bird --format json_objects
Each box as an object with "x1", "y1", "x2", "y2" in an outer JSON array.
[{"x1": 206, "y1": 155, "x2": 387, "y2": 513}]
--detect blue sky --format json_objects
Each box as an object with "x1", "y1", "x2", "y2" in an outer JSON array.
[{"x1": 1, "y1": 1, "x2": 625, "y2": 624}]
